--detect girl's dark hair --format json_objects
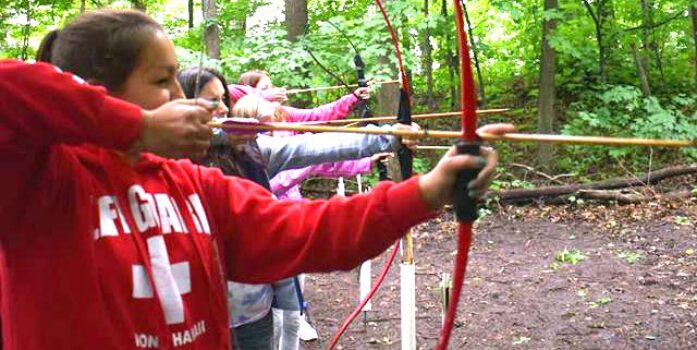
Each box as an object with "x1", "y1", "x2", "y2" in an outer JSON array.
[
  {"x1": 177, "y1": 67, "x2": 231, "y2": 118},
  {"x1": 199, "y1": 142, "x2": 270, "y2": 189},
  {"x1": 178, "y1": 68, "x2": 269, "y2": 184},
  {"x1": 238, "y1": 70, "x2": 270, "y2": 88},
  {"x1": 35, "y1": 10, "x2": 162, "y2": 92}
]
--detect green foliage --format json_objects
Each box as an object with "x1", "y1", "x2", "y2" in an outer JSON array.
[
  {"x1": 555, "y1": 248, "x2": 586, "y2": 265},
  {"x1": 588, "y1": 296, "x2": 613, "y2": 309},
  {"x1": 616, "y1": 250, "x2": 643, "y2": 264},
  {"x1": 673, "y1": 216, "x2": 693, "y2": 226},
  {"x1": 558, "y1": 85, "x2": 697, "y2": 174},
  {"x1": 0, "y1": 0, "x2": 694, "y2": 179},
  {"x1": 175, "y1": 46, "x2": 222, "y2": 71},
  {"x1": 567, "y1": 195, "x2": 586, "y2": 205}
]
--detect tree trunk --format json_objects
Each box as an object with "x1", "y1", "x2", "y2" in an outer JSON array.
[
  {"x1": 536, "y1": 0, "x2": 558, "y2": 171},
  {"x1": 20, "y1": 0, "x2": 31, "y2": 60},
  {"x1": 692, "y1": 4, "x2": 697, "y2": 84},
  {"x1": 632, "y1": 43, "x2": 651, "y2": 97},
  {"x1": 203, "y1": 0, "x2": 221, "y2": 59},
  {"x1": 441, "y1": 0, "x2": 459, "y2": 109},
  {"x1": 376, "y1": 0, "x2": 400, "y2": 117},
  {"x1": 420, "y1": 0, "x2": 435, "y2": 109},
  {"x1": 599, "y1": 0, "x2": 615, "y2": 82},
  {"x1": 376, "y1": 55, "x2": 400, "y2": 116},
  {"x1": 640, "y1": 0, "x2": 651, "y2": 82},
  {"x1": 582, "y1": 0, "x2": 606, "y2": 82},
  {"x1": 80, "y1": 0, "x2": 86, "y2": 13},
  {"x1": 188, "y1": 0, "x2": 194, "y2": 29},
  {"x1": 285, "y1": 0, "x2": 308, "y2": 41},
  {"x1": 653, "y1": 39, "x2": 665, "y2": 85},
  {"x1": 462, "y1": 0, "x2": 486, "y2": 107}
]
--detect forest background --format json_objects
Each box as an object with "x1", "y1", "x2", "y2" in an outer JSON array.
[{"x1": 2, "y1": 0, "x2": 695, "y2": 190}]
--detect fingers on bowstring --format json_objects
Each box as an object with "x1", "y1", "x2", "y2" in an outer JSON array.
[
  {"x1": 467, "y1": 147, "x2": 498, "y2": 193},
  {"x1": 477, "y1": 123, "x2": 516, "y2": 136},
  {"x1": 194, "y1": 98, "x2": 220, "y2": 112}
]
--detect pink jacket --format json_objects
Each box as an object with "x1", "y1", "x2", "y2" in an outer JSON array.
[
  {"x1": 276, "y1": 93, "x2": 360, "y2": 137},
  {"x1": 227, "y1": 84, "x2": 359, "y2": 125},
  {"x1": 271, "y1": 158, "x2": 373, "y2": 200},
  {"x1": 283, "y1": 93, "x2": 358, "y2": 123}
]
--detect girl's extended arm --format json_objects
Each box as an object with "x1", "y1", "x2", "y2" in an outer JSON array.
[
  {"x1": 282, "y1": 93, "x2": 359, "y2": 122},
  {"x1": 270, "y1": 158, "x2": 372, "y2": 195},
  {"x1": 257, "y1": 128, "x2": 398, "y2": 177},
  {"x1": 196, "y1": 164, "x2": 435, "y2": 283}
]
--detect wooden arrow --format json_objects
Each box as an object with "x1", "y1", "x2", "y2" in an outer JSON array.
[
  {"x1": 209, "y1": 121, "x2": 696, "y2": 148},
  {"x1": 285, "y1": 79, "x2": 401, "y2": 94},
  {"x1": 304, "y1": 108, "x2": 511, "y2": 126}
]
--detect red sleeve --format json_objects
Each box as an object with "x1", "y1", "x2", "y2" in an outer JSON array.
[
  {"x1": 198, "y1": 165, "x2": 436, "y2": 283},
  {"x1": 0, "y1": 60, "x2": 142, "y2": 152}
]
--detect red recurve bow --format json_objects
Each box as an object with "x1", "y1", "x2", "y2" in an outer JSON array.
[{"x1": 435, "y1": 0, "x2": 482, "y2": 349}]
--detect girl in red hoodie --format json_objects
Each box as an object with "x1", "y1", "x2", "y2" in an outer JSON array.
[{"x1": 0, "y1": 9, "x2": 512, "y2": 350}]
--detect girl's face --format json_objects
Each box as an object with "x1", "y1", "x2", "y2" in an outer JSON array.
[
  {"x1": 256, "y1": 76, "x2": 273, "y2": 90},
  {"x1": 199, "y1": 78, "x2": 230, "y2": 118},
  {"x1": 113, "y1": 31, "x2": 183, "y2": 109}
]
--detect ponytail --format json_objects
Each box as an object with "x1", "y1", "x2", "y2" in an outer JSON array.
[{"x1": 36, "y1": 30, "x2": 60, "y2": 63}]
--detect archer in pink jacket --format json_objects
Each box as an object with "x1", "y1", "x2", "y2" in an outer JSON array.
[{"x1": 227, "y1": 85, "x2": 362, "y2": 128}]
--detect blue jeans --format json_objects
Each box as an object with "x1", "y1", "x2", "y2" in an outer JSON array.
[{"x1": 232, "y1": 310, "x2": 273, "y2": 350}]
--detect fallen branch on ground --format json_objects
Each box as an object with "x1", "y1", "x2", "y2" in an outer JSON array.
[
  {"x1": 510, "y1": 163, "x2": 574, "y2": 185},
  {"x1": 490, "y1": 164, "x2": 697, "y2": 205}
]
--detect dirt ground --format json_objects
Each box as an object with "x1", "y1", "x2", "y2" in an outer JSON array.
[{"x1": 301, "y1": 197, "x2": 696, "y2": 349}]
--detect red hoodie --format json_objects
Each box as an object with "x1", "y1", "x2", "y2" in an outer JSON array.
[{"x1": 0, "y1": 60, "x2": 436, "y2": 350}]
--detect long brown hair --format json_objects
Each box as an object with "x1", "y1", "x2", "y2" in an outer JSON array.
[
  {"x1": 177, "y1": 67, "x2": 232, "y2": 118},
  {"x1": 36, "y1": 10, "x2": 162, "y2": 92}
]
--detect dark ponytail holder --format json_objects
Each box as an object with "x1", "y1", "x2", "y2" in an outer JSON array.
[{"x1": 36, "y1": 29, "x2": 60, "y2": 63}]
